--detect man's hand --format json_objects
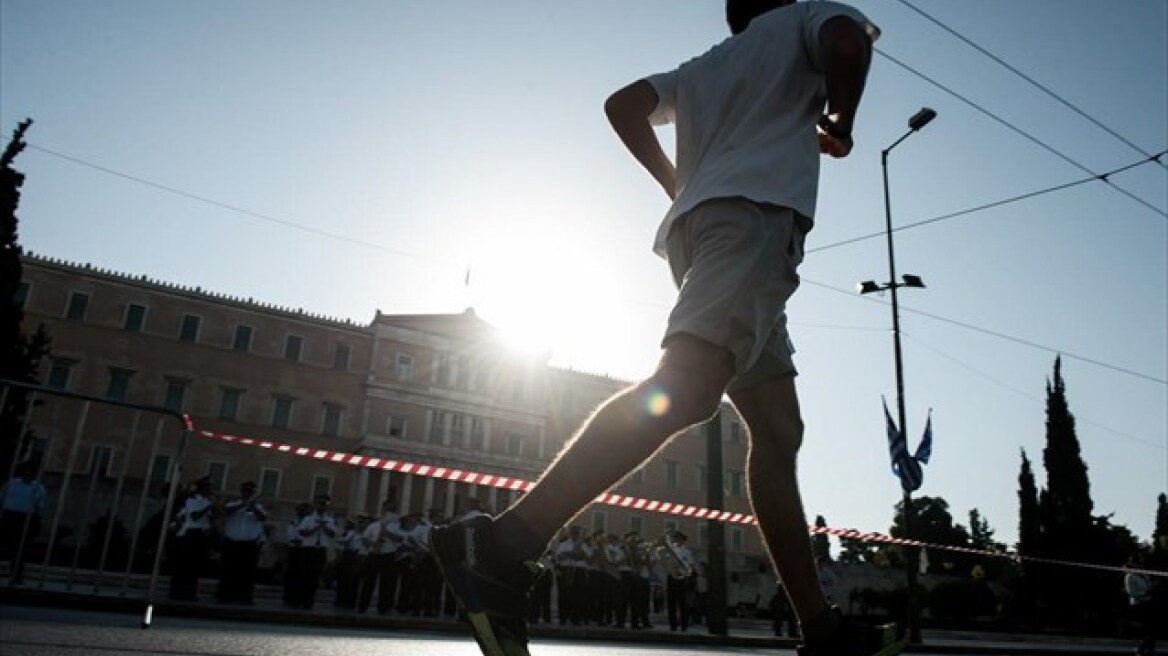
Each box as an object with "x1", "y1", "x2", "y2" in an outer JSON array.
[{"x1": 818, "y1": 114, "x2": 854, "y2": 158}]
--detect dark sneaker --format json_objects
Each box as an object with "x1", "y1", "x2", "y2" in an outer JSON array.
[
  {"x1": 797, "y1": 607, "x2": 906, "y2": 656},
  {"x1": 431, "y1": 515, "x2": 542, "y2": 656}
]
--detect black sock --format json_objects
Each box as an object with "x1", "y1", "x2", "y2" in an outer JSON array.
[{"x1": 492, "y1": 513, "x2": 548, "y2": 563}]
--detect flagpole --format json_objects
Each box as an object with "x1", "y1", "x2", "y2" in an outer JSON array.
[
  {"x1": 883, "y1": 139, "x2": 922, "y2": 645},
  {"x1": 867, "y1": 107, "x2": 936, "y2": 645}
]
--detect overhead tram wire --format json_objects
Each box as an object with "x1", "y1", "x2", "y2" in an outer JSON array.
[
  {"x1": 804, "y1": 278, "x2": 1168, "y2": 386},
  {"x1": 894, "y1": 0, "x2": 1168, "y2": 169},
  {"x1": 24, "y1": 143, "x2": 460, "y2": 272},
  {"x1": 808, "y1": 150, "x2": 1168, "y2": 254},
  {"x1": 24, "y1": 143, "x2": 1165, "y2": 388},
  {"x1": 875, "y1": 48, "x2": 1168, "y2": 220},
  {"x1": 901, "y1": 332, "x2": 1165, "y2": 451}
]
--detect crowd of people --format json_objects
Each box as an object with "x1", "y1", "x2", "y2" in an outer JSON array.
[{"x1": 163, "y1": 480, "x2": 736, "y2": 624}]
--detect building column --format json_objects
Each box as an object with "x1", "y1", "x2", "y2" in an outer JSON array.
[
  {"x1": 444, "y1": 480, "x2": 457, "y2": 518},
  {"x1": 377, "y1": 470, "x2": 391, "y2": 509},
  {"x1": 422, "y1": 476, "x2": 435, "y2": 514},
  {"x1": 399, "y1": 474, "x2": 413, "y2": 514},
  {"x1": 352, "y1": 467, "x2": 370, "y2": 516},
  {"x1": 488, "y1": 486, "x2": 499, "y2": 514}
]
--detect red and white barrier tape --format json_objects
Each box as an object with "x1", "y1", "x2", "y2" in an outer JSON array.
[{"x1": 187, "y1": 417, "x2": 1167, "y2": 578}]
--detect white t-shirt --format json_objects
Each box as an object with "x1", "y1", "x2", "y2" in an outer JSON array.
[{"x1": 646, "y1": 1, "x2": 879, "y2": 257}]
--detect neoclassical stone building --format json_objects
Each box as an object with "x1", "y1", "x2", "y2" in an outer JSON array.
[{"x1": 14, "y1": 253, "x2": 768, "y2": 579}]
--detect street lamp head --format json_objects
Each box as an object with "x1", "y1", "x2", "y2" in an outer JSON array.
[
  {"x1": 908, "y1": 107, "x2": 937, "y2": 132},
  {"x1": 858, "y1": 280, "x2": 882, "y2": 295},
  {"x1": 901, "y1": 274, "x2": 926, "y2": 288}
]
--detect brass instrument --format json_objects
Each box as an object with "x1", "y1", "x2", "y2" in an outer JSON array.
[{"x1": 654, "y1": 533, "x2": 694, "y2": 578}]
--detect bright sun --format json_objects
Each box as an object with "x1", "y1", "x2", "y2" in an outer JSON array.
[{"x1": 465, "y1": 218, "x2": 631, "y2": 370}]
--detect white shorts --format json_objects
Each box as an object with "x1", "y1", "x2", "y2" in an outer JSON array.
[{"x1": 663, "y1": 198, "x2": 811, "y2": 391}]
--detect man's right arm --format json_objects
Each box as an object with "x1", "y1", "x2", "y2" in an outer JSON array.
[
  {"x1": 604, "y1": 80, "x2": 676, "y2": 200},
  {"x1": 818, "y1": 15, "x2": 873, "y2": 156}
]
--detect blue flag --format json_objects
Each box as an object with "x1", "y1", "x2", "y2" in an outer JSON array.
[
  {"x1": 883, "y1": 398, "x2": 926, "y2": 492},
  {"x1": 915, "y1": 410, "x2": 933, "y2": 464}
]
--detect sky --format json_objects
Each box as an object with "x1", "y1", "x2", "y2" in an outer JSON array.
[{"x1": 2, "y1": 0, "x2": 1165, "y2": 553}]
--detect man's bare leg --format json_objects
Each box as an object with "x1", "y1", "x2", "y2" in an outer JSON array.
[
  {"x1": 729, "y1": 375, "x2": 830, "y2": 627},
  {"x1": 493, "y1": 334, "x2": 735, "y2": 559}
]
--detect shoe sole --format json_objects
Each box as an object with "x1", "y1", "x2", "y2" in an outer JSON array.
[
  {"x1": 431, "y1": 527, "x2": 530, "y2": 656},
  {"x1": 871, "y1": 623, "x2": 908, "y2": 656}
]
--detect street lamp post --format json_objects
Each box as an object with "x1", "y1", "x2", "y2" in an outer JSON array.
[{"x1": 859, "y1": 106, "x2": 936, "y2": 646}]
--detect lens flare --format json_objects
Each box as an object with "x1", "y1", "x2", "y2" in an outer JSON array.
[{"x1": 646, "y1": 389, "x2": 671, "y2": 417}]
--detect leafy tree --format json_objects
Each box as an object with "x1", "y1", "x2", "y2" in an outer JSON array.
[
  {"x1": 891, "y1": 496, "x2": 973, "y2": 575},
  {"x1": 1041, "y1": 356, "x2": 1094, "y2": 538},
  {"x1": 812, "y1": 514, "x2": 832, "y2": 562},
  {"x1": 838, "y1": 536, "x2": 876, "y2": 565},
  {"x1": 0, "y1": 118, "x2": 50, "y2": 477},
  {"x1": 1017, "y1": 449, "x2": 1040, "y2": 556}
]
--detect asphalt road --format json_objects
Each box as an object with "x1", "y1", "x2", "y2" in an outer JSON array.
[{"x1": 0, "y1": 604, "x2": 766, "y2": 656}]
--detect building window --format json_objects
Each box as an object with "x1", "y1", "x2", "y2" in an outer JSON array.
[
  {"x1": 65, "y1": 291, "x2": 90, "y2": 320},
  {"x1": 46, "y1": 358, "x2": 75, "y2": 391},
  {"x1": 731, "y1": 527, "x2": 745, "y2": 551},
  {"x1": 628, "y1": 515, "x2": 643, "y2": 536},
  {"x1": 333, "y1": 343, "x2": 351, "y2": 371},
  {"x1": 271, "y1": 396, "x2": 294, "y2": 429},
  {"x1": 124, "y1": 303, "x2": 147, "y2": 332},
  {"x1": 105, "y1": 368, "x2": 133, "y2": 402},
  {"x1": 218, "y1": 388, "x2": 243, "y2": 421},
  {"x1": 232, "y1": 325, "x2": 253, "y2": 352},
  {"x1": 467, "y1": 417, "x2": 485, "y2": 451},
  {"x1": 664, "y1": 519, "x2": 679, "y2": 535},
  {"x1": 149, "y1": 454, "x2": 171, "y2": 485},
  {"x1": 396, "y1": 353, "x2": 414, "y2": 381},
  {"x1": 434, "y1": 352, "x2": 451, "y2": 386},
  {"x1": 387, "y1": 415, "x2": 408, "y2": 439},
  {"x1": 695, "y1": 465, "x2": 707, "y2": 491},
  {"x1": 88, "y1": 445, "x2": 115, "y2": 478},
  {"x1": 15, "y1": 282, "x2": 30, "y2": 308},
  {"x1": 259, "y1": 468, "x2": 281, "y2": 498},
  {"x1": 284, "y1": 334, "x2": 303, "y2": 362},
  {"x1": 179, "y1": 314, "x2": 201, "y2": 343},
  {"x1": 665, "y1": 459, "x2": 679, "y2": 489},
  {"x1": 205, "y1": 461, "x2": 227, "y2": 491},
  {"x1": 449, "y1": 414, "x2": 466, "y2": 447},
  {"x1": 428, "y1": 411, "x2": 447, "y2": 444},
  {"x1": 631, "y1": 467, "x2": 645, "y2": 484},
  {"x1": 698, "y1": 524, "x2": 709, "y2": 547},
  {"x1": 504, "y1": 433, "x2": 523, "y2": 458},
  {"x1": 457, "y1": 356, "x2": 473, "y2": 391},
  {"x1": 163, "y1": 378, "x2": 189, "y2": 412},
  {"x1": 729, "y1": 421, "x2": 742, "y2": 443},
  {"x1": 312, "y1": 475, "x2": 332, "y2": 500},
  {"x1": 591, "y1": 510, "x2": 607, "y2": 535},
  {"x1": 321, "y1": 403, "x2": 343, "y2": 437},
  {"x1": 729, "y1": 470, "x2": 745, "y2": 498}
]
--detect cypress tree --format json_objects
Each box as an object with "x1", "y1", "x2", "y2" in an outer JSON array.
[
  {"x1": 0, "y1": 119, "x2": 50, "y2": 476},
  {"x1": 1017, "y1": 449, "x2": 1040, "y2": 556}
]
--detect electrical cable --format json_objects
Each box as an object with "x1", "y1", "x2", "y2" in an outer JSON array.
[
  {"x1": 894, "y1": 0, "x2": 1168, "y2": 169},
  {"x1": 808, "y1": 150, "x2": 1167, "y2": 254},
  {"x1": 875, "y1": 48, "x2": 1168, "y2": 220}
]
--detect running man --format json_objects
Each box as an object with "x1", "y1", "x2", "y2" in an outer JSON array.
[{"x1": 432, "y1": 2, "x2": 901, "y2": 655}]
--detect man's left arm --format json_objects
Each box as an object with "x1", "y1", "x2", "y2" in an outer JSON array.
[{"x1": 605, "y1": 80, "x2": 676, "y2": 200}]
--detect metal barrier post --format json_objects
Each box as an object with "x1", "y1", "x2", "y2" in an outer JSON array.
[
  {"x1": 37, "y1": 400, "x2": 91, "y2": 590},
  {"x1": 94, "y1": 410, "x2": 142, "y2": 594},
  {"x1": 121, "y1": 417, "x2": 167, "y2": 598},
  {"x1": 143, "y1": 424, "x2": 192, "y2": 628}
]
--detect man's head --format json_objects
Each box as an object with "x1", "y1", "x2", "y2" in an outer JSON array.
[
  {"x1": 725, "y1": 0, "x2": 794, "y2": 35},
  {"x1": 314, "y1": 494, "x2": 331, "y2": 511},
  {"x1": 240, "y1": 481, "x2": 257, "y2": 497}
]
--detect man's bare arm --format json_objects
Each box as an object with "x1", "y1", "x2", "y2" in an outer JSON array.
[
  {"x1": 604, "y1": 80, "x2": 676, "y2": 199},
  {"x1": 819, "y1": 15, "x2": 873, "y2": 157}
]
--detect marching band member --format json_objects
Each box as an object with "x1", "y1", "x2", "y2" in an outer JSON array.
[
  {"x1": 659, "y1": 531, "x2": 697, "y2": 632},
  {"x1": 217, "y1": 480, "x2": 266, "y2": 604},
  {"x1": 553, "y1": 525, "x2": 589, "y2": 626},
  {"x1": 282, "y1": 502, "x2": 310, "y2": 606},
  {"x1": 169, "y1": 476, "x2": 217, "y2": 601},
  {"x1": 358, "y1": 499, "x2": 402, "y2": 615},
  {"x1": 293, "y1": 493, "x2": 337, "y2": 609},
  {"x1": 333, "y1": 516, "x2": 365, "y2": 610}
]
